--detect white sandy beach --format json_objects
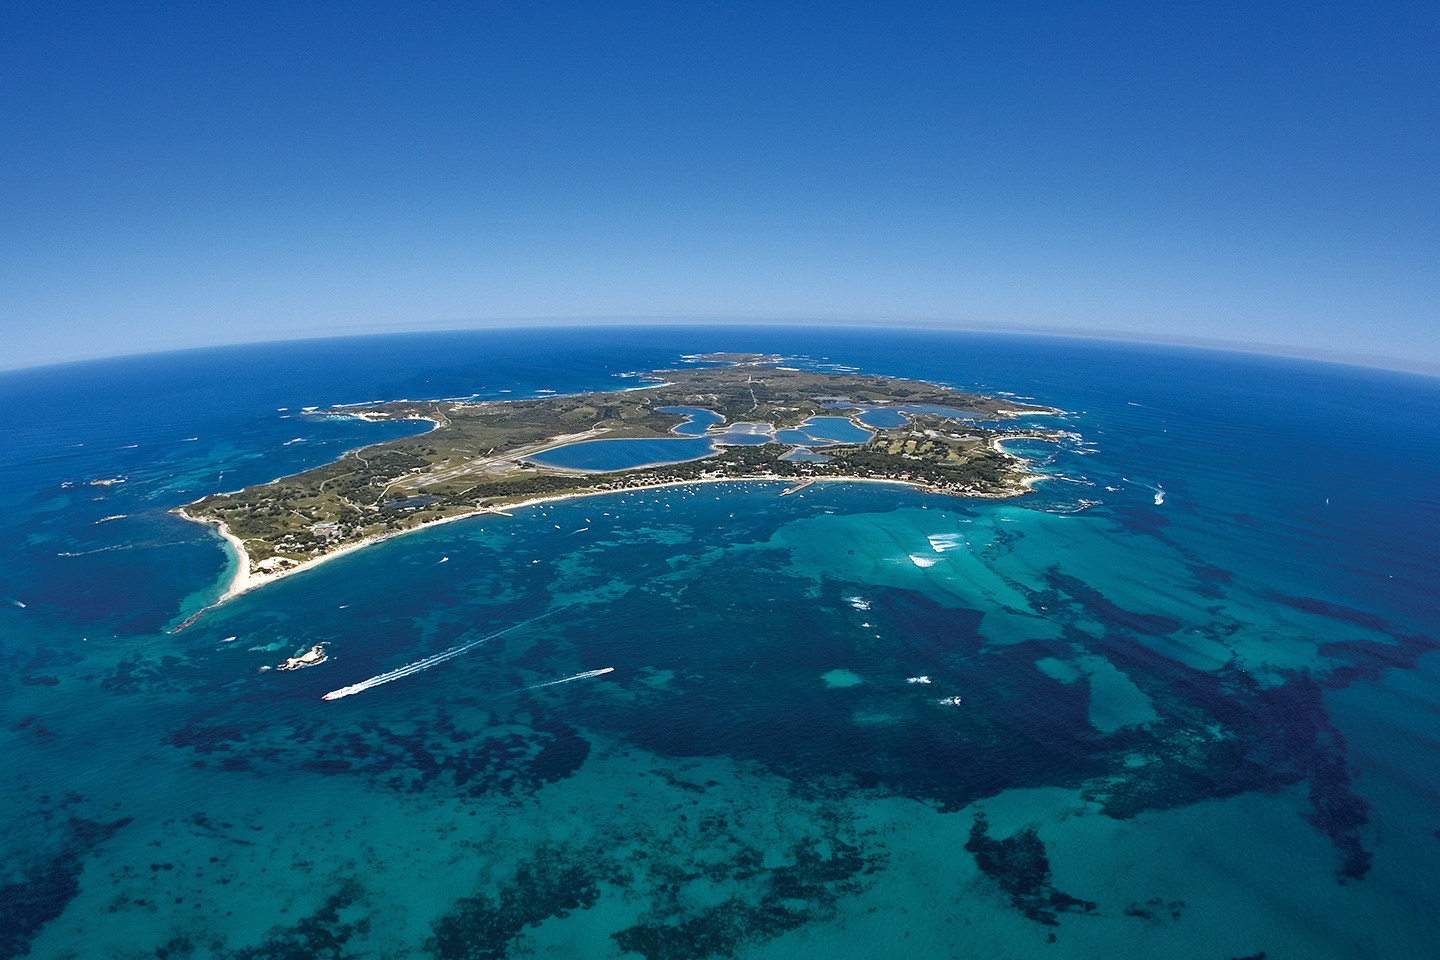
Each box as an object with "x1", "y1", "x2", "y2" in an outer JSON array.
[{"x1": 174, "y1": 450, "x2": 1038, "y2": 627}]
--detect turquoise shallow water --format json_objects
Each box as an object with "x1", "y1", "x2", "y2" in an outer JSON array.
[{"x1": 1, "y1": 326, "x2": 1438, "y2": 959}]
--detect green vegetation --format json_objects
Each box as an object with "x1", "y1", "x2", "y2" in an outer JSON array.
[{"x1": 181, "y1": 355, "x2": 1057, "y2": 577}]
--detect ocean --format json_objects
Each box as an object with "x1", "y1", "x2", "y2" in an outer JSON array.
[{"x1": 1, "y1": 325, "x2": 1437, "y2": 959}]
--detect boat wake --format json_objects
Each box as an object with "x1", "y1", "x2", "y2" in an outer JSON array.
[
  {"x1": 1123, "y1": 477, "x2": 1166, "y2": 505},
  {"x1": 522, "y1": 667, "x2": 614, "y2": 691},
  {"x1": 322, "y1": 610, "x2": 556, "y2": 701}
]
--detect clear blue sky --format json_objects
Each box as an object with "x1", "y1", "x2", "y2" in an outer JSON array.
[{"x1": 3, "y1": 0, "x2": 1437, "y2": 371}]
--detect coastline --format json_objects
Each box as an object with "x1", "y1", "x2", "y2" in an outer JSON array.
[
  {"x1": 171, "y1": 468, "x2": 1034, "y2": 628},
  {"x1": 989, "y1": 434, "x2": 1054, "y2": 489},
  {"x1": 170, "y1": 503, "x2": 512, "y2": 629}
]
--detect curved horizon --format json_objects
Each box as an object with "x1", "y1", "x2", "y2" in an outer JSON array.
[{"x1": 4, "y1": 317, "x2": 1437, "y2": 380}]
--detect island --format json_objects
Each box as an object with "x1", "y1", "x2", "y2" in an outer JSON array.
[
  {"x1": 269, "y1": 644, "x2": 329, "y2": 672},
  {"x1": 175, "y1": 354, "x2": 1059, "y2": 617}
]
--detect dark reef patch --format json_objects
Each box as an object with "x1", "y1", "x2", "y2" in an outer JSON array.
[
  {"x1": 168, "y1": 719, "x2": 250, "y2": 754},
  {"x1": 613, "y1": 900, "x2": 800, "y2": 960},
  {"x1": 427, "y1": 847, "x2": 602, "y2": 960},
  {"x1": 1107, "y1": 504, "x2": 1171, "y2": 536},
  {"x1": 1266, "y1": 594, "x2": 1392, "y2": 632},
  {"x1": 1186, "y1": 561, "x2": 1233, "y2": 599},
  {"x1": 527, "y1": 718, "x2": 592, "y2": 783},
  {"x1": 11, "y1": 713, "x2": 57, "y2": 742},
  {"x1": 0, "y1": 816, "x2": 132, "y2": 960},
  {"x1": 612, "y1": 838, "x2": 877, "y2": 960},
  {"x1": 1045, "y1": 569, "x2": 1181, "y2": 635},
  {"x1": 1002, "y1": 567, "x2": 1387, "y2": 882},
  {"x1": 167, "y1": 708, "x2": 592, "y2": 799},
  {"x1": 1123, "y1": 897, "x2": 1186, "y2": 922},
  {"x1": 964, "y1": 813, "x2": 1095, "y2": 926},
  {"x1": 1076, "y1": 640, "x2": 1375, "y2": 881},
  {"x1": 1262, "y1": 594, "x2": 1439, "y2": 688},
  {"x1": 227, "y1": 878, "x2": 369, "y2": 960},
  {"x1": 420, "y1": 806, "x2": 883, "y2": 960}
]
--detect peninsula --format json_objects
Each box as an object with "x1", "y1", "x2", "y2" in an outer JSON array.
[{"x1": 177, "y1": 355, "x2": 1057, "y2": 609}]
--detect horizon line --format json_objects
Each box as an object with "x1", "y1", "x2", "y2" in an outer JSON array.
[{"x1": 4, "y1": 315, "x2": 1437, "y2": 380}]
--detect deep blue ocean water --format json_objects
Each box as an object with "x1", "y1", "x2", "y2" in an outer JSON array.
[{"x1": 2, "y1": 325, "x2": 1438, "y2": 959}]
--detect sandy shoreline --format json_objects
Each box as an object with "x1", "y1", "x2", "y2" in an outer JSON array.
[
  {"x1": 172, "y1": 467, "x2": 1035, "y2": 629},
  {"x1": 171, "y1": 503, "x2": 519, "y2": 628}
]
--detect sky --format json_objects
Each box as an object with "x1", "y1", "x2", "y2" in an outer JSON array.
[{"x1": 3, "y1": 0, "x2": 1437, "y2": 372}]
